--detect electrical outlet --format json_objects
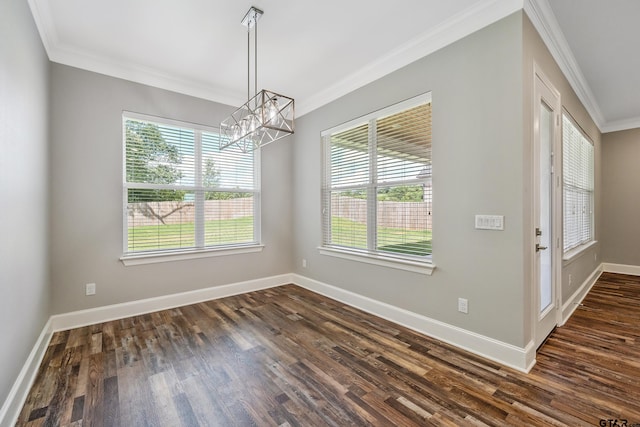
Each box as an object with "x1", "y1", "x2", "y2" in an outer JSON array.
[
  {"x1": 568, "y1": 274, "x2": 572, "y2": 287},
  {"x1": 302, "y1": 259, "x2": 307, "y2": 268},
  {"x1": 85, "y1": 283, "x2": 96, "y2": 296},
  {"x1": 457, "y1": 298, "x2": 468, "y2": 314}
]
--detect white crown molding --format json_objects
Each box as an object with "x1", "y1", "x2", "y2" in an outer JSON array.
[
  {"x1": 297, "y1": 0, "x2": 524, "y2": 116},
  {"x1": 29, "y1": 0, "x2": 640, "y2": 130},
  {"x1": 525, "y1": 0, "x2": 640, "y2": 134},
  {"x1": 27, "y1": 0, "x2": 243, "y2": 108},
  {"x1": 51, "y1": 45, "x2": 244, "y2": 108},
  {"x1": 26, "y1": 0, "x2": 56, "y2": 56},
  {"x1": 523, "y1": 0, "x2": 607, "y2": 132},
  {"x1": 28, "y1": 0, "x2": 522, "y2": 117},
  {"x1": 601, "y1": 117, "x2": 640, "y2": 134}
]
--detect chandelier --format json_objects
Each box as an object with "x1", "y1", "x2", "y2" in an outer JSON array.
[{"x1": 220, "y1": 6, "x2": 295, "y2": 152}]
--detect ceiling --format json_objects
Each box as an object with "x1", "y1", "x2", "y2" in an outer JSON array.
[
  {"x1": 542, "y1": 0, "x2": 640, "y2": 132},
  {"x1": 28, "y1": 0, "x2": 640, "y2": 131}
]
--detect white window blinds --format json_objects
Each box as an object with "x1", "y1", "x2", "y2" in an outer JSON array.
[
  {"x1": 322, "y1": 94, "x2": 432, "y2": 261},
  {"x1": 562, "y1": 113, "x2": 594, "y2": 252},
  {"x1": 124, "y1": 113, "x2": 258, "y2": 254}
]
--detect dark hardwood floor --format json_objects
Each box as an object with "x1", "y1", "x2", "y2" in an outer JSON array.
[{"x1": 16, "y1": 272, "x2": 640, "y2": 426}]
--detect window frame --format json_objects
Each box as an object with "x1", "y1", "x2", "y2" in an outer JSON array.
[
  {"x1": 120, "y1": 111, "x2": 262, "y2": 265},
  {"x1": 561, "y1": 111, "x2": 595, "y2": 259},
  {"x1": 319, "y1": 93, "x2": 434, "y2": 275}
]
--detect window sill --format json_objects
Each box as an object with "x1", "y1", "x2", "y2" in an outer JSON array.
[
  {"x1": 562, "y1": 240, "x2": 597, "y2": 264},
  {"x1": 120, "y1": 244, "x2": 264, "y2": 266},
  {"x1": 318, "y1": 246, "x2": 435, "y2": 275}
]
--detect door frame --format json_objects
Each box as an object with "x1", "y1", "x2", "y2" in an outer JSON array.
[{"x1": 532, "y1": 64, "x2": 562, "y2": 349}]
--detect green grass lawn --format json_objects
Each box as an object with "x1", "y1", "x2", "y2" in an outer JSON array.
[
  {"x1": 128, "y1": 216, "x2": 254, "y2": 252},
  {"x1": 330, "y1": 216, "x2": 432, "y2": 256},
  {"x1": 129, "y1": 215, "x2": 431, "y2": 257}
]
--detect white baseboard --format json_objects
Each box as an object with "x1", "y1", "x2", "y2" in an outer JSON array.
[
  {"x1": 6, "y1": 269, "x2": 555, "y2": 425},
  {"x1": 290, "y1": 274, "x2": 536, "y2": 373},
  {"x1": 601, "y1": 262, "x2": 640, "y2": 276},
  {"x1": 50, "y1": 274, "x2": 292, "y2": 332},
  {"x1": 561, "y1": 265, "x2": 603, "y2": 325},
  {"x1": 0, "y1": 318, "x2": 53, "y2": 427},
  {"x1": 1, "y1": 274, "x2": 293, "y2": 426}
]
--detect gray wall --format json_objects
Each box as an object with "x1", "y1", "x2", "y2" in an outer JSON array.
[
  {"x1": 601, "y1": 128, "x2": 640, "y2": 266},
  {"x1": 522, "y1": 14, "x2": 601, "y2": 324},
  {"x1": 0, "y1": 0, "x2": 51, "y2": 406},
  {"x1": 49, "y1": 64, "x2": 293, "y2": 314},
  {"x1": 292, "y1": 13, "x2": 527, "y2": 346}
]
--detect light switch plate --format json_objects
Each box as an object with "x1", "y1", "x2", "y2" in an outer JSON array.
[
  {"x1": 475, "y1": 215, "x2": 504, "y2": 230},
  {"x1": 85, "y1": 283, "x2": 96, "y2": 296}
]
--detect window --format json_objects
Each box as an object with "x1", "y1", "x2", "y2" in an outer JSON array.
[
  {"x1": 321, "y1": 94, "x2": 432, "y2": 268},
  {"x1": 123, "y1": 113, "x2": 259, "y2": 258},
  {"x1": 562, "y1": 113, "x2": 594, "y2": 253}
]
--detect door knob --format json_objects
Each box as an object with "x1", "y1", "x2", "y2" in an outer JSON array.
[{"x1": 536, "y1": 244, "x2": 548, "y2": 252}]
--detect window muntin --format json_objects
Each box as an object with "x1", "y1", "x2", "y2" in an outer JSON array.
[
  {"x1": 123, "y1": 113, "x2": 259, "y2": 255},
  {"x1": 322, "y1": 94, "x2": 432, "y2": 262},
  {"x1": 562, "y1": 113, "x2": 594, "y2": 253}
]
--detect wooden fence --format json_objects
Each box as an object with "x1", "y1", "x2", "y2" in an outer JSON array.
[
  {"x1": 331, "y1": 194, "x2": 432, "y2": 230},
  {"x1": 127, "y1": 198, "x2": 253, "y2": 226},
  {"x1": 127, "y1": 196, "x2": 431, "y2": 230}
]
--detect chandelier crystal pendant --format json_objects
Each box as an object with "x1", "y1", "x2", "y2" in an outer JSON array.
[{"x1": 220, "y1": 6, "x2": 295, "y2": 152}]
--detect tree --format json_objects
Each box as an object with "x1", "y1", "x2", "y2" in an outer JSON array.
[
  {"x1": 377, "y1": 185, "x2": 424, "y2": 202},
  {"x1": 203, "y1": 157, "x2": 252, "y2": 200},
  {"x1": 203, "y1": 158, "x2": 220, "y2": 200},
  {"x1": 342, "y1": 186, "x2": 424, "y2": 202},
  {"x1": 126, "y1": 120, "x2": 189, "y2": 224}
]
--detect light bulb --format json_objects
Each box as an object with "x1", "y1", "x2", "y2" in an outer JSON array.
[
  {"x1": 267, "y1": 98, "x2": 279, "y2": 121},
  {"x1": 249, "y1": 114, "x2": 259, "y2": 132}
]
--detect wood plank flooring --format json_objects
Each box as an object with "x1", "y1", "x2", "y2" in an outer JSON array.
[{"x1": 16, "y1": 272, "x2": 640, "y2": 426}]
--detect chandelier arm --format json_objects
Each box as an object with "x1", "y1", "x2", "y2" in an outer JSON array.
[
  {"x1": 247, "y1": 25, "x2": 250, "y2": 102},
  {"x1": 220, "y1": 7, "x2": 294, "y2": 152},
  {"x1": 254, "y1": 16, "x2": 258, "y2": 99}
]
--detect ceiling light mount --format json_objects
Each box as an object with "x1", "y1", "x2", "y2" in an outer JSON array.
[
  {"x1": 220, "y1": 6, "x2": 294, "y2": 152},
  {"x1": 241, "y1": 6, "x2": 262, "y2": 30}
]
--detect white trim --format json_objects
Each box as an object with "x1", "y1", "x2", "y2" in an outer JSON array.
[
  {"x1": 0, "y1": 319, "x2": 53, "y2": 427},
  {"x1": 562, "y1": 240, "x2": 597, "y2": 264},
  {"x1": 120, "y1": 245, "x2": 264, "y2": 266},
  {"x1": 531, "y1": 63, "x2": 563, "y2": 349},
  {"x1": 26, "y1": 0, "x2": 56, "y2": 57},
  {"x1": 29, "y1": 0, "x2": 521, "y2": 118},
  {"x1": 5, "y1": 270, "x2": 547, "y2": 423},
  {"x1": 50, "y1": 274, "x2": 291, "y2": 332},
  {"x1": 318, "y1": 247, "x2": 435, "y2": 276},
  {"x1": 298, "y1": 0, "x2": 523, "y2": 115},
  {"x1": 560, "y1": 265, "x2": 603, "y2": 325},
  {"x1": 602, "y1": 263, "x2": 640, "y2": 277},
  {"x1": 525, "y1": 0, "x2": 640, "y2": 133},
  {"x1": 524, "y1": 0, "x2": 606, "y2": 132},
  {"x1": 122, "y1": 113, "x2": 261, "y2": 257},
  {"x1": 601, "y1": 117, "x2": 640, "y2": 134},
  {"x1": 53, "y1": 43, "x2": 242, "y2": 109},
  {"x1": 290, "y1": 274, "x2": 535, "y2": 373},
  {"x1": 123, "y1": 111, "x2": 220, "y2": 134},
  {"x1": 320, "y1": 93, "x2": 432, "y2": 137}
]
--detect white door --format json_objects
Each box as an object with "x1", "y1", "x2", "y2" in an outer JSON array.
[{"x1": 533, "y1": 68, "x2": 561, "y2": 349}]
